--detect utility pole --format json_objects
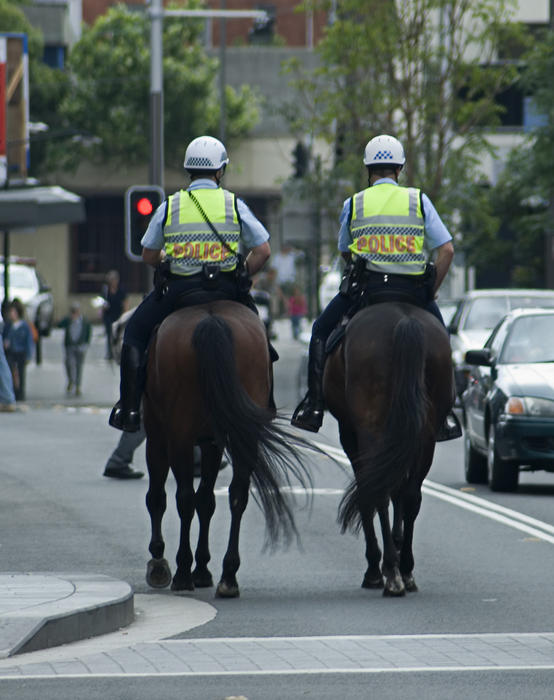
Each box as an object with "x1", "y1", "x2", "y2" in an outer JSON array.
[
  {"x1": 147, "y1": 3, "x2": 267, "y2": 190},
  {"x1": 149, "y1": 0, "x2": 164, "y2": 190}
]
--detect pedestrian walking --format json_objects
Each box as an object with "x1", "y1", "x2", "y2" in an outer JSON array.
[
  {"x1": 103, "y1": 423, "x2": 146, "y2": 479},
  {"x1": 3, "y1": 298, "x2": 35, "y2": 401},
  {"x1": 0, "y1": 329, "x2": 16, "y2": 412},
  {"x1": 101, "y1": 270, "x2": 128, "y2": 360},
  {"x1": 58, "y1": 301, "x2": 92, "y2": 396},
  {"x1": 287, "y1": 284, "x2": 308, "y2": 340}
]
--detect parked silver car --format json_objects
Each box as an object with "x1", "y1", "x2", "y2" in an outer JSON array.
[
  {"x1": 0, "y1": 258, "x2": 54, "y2": 336},
  {"x1": 448, "y1": 289, "x2": 554, "y2": 397}
]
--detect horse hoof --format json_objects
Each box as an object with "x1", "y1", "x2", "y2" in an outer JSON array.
[
  {"x1": 383, "y1": 581, "x2": 406, "y2": 597},
  {"x1": 215, "y1": 580, "x2": 240, "y2": 598},
  {"x1": 402, "y1": 574, "x2": 418, "y2": 593},
  {"x1": 192, "y1": 567, "x2": 214, "y2": 588},
  {"x1": 171, "y1": 572, "x2": 194, "y2": 592},
  {"x1": 362, "y1": 574, "x2": 384, "y2": 589},
  {"x1": 146, "y1": 558, "x2": 172, "y2": 589}
]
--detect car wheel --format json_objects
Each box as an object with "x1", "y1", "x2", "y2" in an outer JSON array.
[
  {"x1": 487, "y1": 424, "x2": 519, "y2": 492},
  {"x1": 464, "y1": 430, "x2": 487, "y2": 484}
]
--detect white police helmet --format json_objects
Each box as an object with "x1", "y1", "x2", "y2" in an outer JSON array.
[
  {"x1": 183, "y1": 136, "x2": 229, "y2": 171},
  {"x1": 363, "y1": 134, "x2": 406, "y2": 167}
]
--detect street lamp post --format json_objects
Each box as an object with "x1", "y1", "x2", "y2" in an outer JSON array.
[{"x1": 147, "y1": 2, "x2": 267, "y2": 190}]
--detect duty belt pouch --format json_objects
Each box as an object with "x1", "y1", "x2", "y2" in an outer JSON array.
[
  {"x1": 201, "y1": 264, "x2": 221, "y2": 290},
  {"x1": 154, "y1": 259, "x2": 171, "y2": 300},
  {"x1": 424, "y1": 262, "x2": 437, "y2": 301},
  {"x1": 339, "y1": 258, "x2": 365, "y2": 300}
]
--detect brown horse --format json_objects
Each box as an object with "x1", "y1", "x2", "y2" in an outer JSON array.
[
  {"x1": 324, "y1": 302, "x2": 453, "y2": 596},
  {"x1": 142, "y1": 300, "x2": 310, "y2": 598}
]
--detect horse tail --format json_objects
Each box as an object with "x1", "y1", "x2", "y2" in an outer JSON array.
[
  {"x1": 192, "y1": 314, "x2": 312, "y2": 548},
  {"x1": 339, "y1": 315, "x2": 430, "y2": 533}
]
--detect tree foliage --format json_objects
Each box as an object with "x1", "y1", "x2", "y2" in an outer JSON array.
[
  {"x1": 39, "y1": 2, "x2": 259, "y2": 173},
  {"x1": 461, "y1": 28, "x2": 554, "y2": 288},
  {"x1": 284, "y1": 0, "x2": 527, "y2": 222}
]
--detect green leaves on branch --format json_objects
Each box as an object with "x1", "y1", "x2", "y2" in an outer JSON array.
[
  {"x1": 284, "y1": 0, "x2": 525, "y2": 210},
  {"x1": 41, "y1": 4, "x2": 259, "y2": 171}
]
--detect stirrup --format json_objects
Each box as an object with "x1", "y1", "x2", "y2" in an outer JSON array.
[
  {"x1": 109, "y1": 402, "x2": 141, "y2": 433},
  {"x1": 291, "y1": 396, "x2": 324, "y2": 433},
  {"x1": 436, "y1": 410, "x2": 462, "y2": 442}
]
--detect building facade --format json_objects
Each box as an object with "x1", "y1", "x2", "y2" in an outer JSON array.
[{"x1": 8, "y1": 0, "x2": 553, "y2": 318}]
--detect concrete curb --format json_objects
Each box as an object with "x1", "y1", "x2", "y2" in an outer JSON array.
[{"x1": 0, "y1": 573, "x2": 134, "y2": 658}]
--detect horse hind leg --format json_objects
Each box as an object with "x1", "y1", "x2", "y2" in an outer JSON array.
[
  {"x1": 171, "y1": 445, "x2": 197, "y2": 592},
  {"x1": 360, "y1": 510, "x2": 384, "y2": 589},
  {"x1": 145, "y1": 436, "x2": 172, "y2": 589},
  {"x1": 192, "y1": 440, "x2": 223, "y2": 588},
  {"x1": 397, "y1": 482, "x2": 424, "y2": 593},
  {"x1": 216, "y1": 467, "x2": 251, "y2": 599},
  {"x1": 377, "y1": 504, "x2": 405, "y2": 597}
]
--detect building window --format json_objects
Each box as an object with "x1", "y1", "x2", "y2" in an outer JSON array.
[
  {"x1": 71, "y1": 196, "x2": 148, "y2": 295},
  {"x1": 43, "y1": 46, "x2": 66, "y2": 69}
]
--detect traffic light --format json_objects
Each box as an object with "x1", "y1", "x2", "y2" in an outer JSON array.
[
  {"x1": 124, "y1": 185, "x2": 165, "y2": 261},
  {"x1": 292, "y1": 141, "x2": 310, "y2": 178}
]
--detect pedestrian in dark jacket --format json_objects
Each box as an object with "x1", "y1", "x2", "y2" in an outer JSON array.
[
  {"x1": 58, "y1": 301, "x2": 92, "y2": 396},
  {"x1": 3, "y1": 298, "x2": 34, "y2": 401}
]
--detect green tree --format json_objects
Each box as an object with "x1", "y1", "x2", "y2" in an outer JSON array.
[
  {"x1": 461, "y1": 28, "x2": 554, "y2": 287},
  {"x1": 44, "y1": 2, "x2": 259, "y2": 173},
  {"x1": 284, "y1": 0, "x2": 527, "y2": 225}
]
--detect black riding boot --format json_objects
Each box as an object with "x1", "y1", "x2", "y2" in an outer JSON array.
[
  {"x1": 291, "y1": 337, "x2": 326, "y2": 432},
  {"x1": 109, "y1": 343, "x2": 142, "y2": 433},
  {"x1": 436, "y1": 410, "x2": 463, "y2": 442}
]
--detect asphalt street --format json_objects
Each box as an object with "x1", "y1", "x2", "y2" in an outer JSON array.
[{"x1": 0, "y1": 317, "x2": 553, "y2": 699}]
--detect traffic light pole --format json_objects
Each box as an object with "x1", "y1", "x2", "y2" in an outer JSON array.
[
  {"x1": 147, "y1": 3, "x2": 266, "y2": 190},
  {"x1": 149, "y1": 0, "x2": 164, "y2": 190}
]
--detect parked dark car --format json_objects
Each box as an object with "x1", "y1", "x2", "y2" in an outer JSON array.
[
  {"x1": 462, "y1": 308, "x2": 554, "y2": 492},
  {"x1": 448, "y1": 289, "x2": 554, "y2": 397}
]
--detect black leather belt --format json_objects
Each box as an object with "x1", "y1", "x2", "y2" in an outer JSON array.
[{"x1": 364, "y1": 269, "x2": 425, "y2": 285}]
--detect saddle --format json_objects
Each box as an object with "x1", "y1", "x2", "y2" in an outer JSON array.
[{"x1": 325, "y1": 289, "x2": 427, "y2": 355}]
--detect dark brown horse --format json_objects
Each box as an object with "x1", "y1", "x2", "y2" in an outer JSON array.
[
  {"x1": 142, "y1": 300, "x2": 310, "y2": 598},
  {"x1": 324, "y1": 302, "x2": 453, "y2": 596}
]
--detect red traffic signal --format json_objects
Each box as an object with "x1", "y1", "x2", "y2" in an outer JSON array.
[
  {"x1": 136, "y1": 197, "x2": 154, "y2": 216},
  {"x1": 125, "y1": 185, "x2": 165, "y2": 262}
]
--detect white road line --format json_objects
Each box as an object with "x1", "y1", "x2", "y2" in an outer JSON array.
[
  {"x1": 310, "y1": 440, "x2": 554, "y2": 545},
  {"x1": 1, "y1": 665, "x2": 554, "y2": 679},
  {"x1": 423, "y1": 481, "x2": 554, "y2": 543}
]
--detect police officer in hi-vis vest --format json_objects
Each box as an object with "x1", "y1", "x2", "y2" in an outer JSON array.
[
  {"x1": 110, "y1": 135, "x2": 272, "y2": 433},
  {"x1": 291, "y1": 134, "x2": 461, "y2": 441}
]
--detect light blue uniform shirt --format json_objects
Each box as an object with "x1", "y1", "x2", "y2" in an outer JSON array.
[
  {"x1": 337, "y1": 178, "x2": 452, "y2": 253},
  {"x1": 141, "y1": 179, "x2": 270, "y2": 250}
]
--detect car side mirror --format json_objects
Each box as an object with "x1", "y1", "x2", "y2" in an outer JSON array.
[
  {"x1": 39, "y1": 282, "x2": 51, "y2": 293},
  {"x1": 465, "y1": 348, "x2": 492, "y2": 366}
]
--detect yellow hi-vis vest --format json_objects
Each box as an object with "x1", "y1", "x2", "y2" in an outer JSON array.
[
  {"x1": 348, "y1": 183, "x2": 426, "y2": 276},
  {"x1": 163, "y1": 187, "x2": 241, "y2": 276}
]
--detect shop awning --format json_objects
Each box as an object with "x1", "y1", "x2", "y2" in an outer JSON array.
[{"x1": 0, "y1": 185, "x2": 85, "y2": 228}]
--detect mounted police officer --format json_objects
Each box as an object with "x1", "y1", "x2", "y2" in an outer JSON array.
[
  {"x1": 110, "y1": 135, "x2": 272, "y2": 433},
  {"x1": 291, "y1": 134, "x2": 461, "y2": 440}
]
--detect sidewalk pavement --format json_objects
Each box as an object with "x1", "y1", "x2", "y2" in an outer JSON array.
[
  {"x1": 1, "y1": 318, "x2": 307, "y2": 658},
  {"x1": 0, "y1": 573, "x2": 133, "y2": 658}
]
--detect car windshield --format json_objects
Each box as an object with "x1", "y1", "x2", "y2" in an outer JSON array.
[
  {"x1": 501, "y1": 315, "x2": 554, "y2": 364},
  {"x1": 0, "y1": 265, "x2": 38, "y2": 291},
  {"x1": 464, "y1": 297, "x2": 509, "y2": 330},
  {"x1": 464, "y1": 294, "x2": 554, "y2": 331}
]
